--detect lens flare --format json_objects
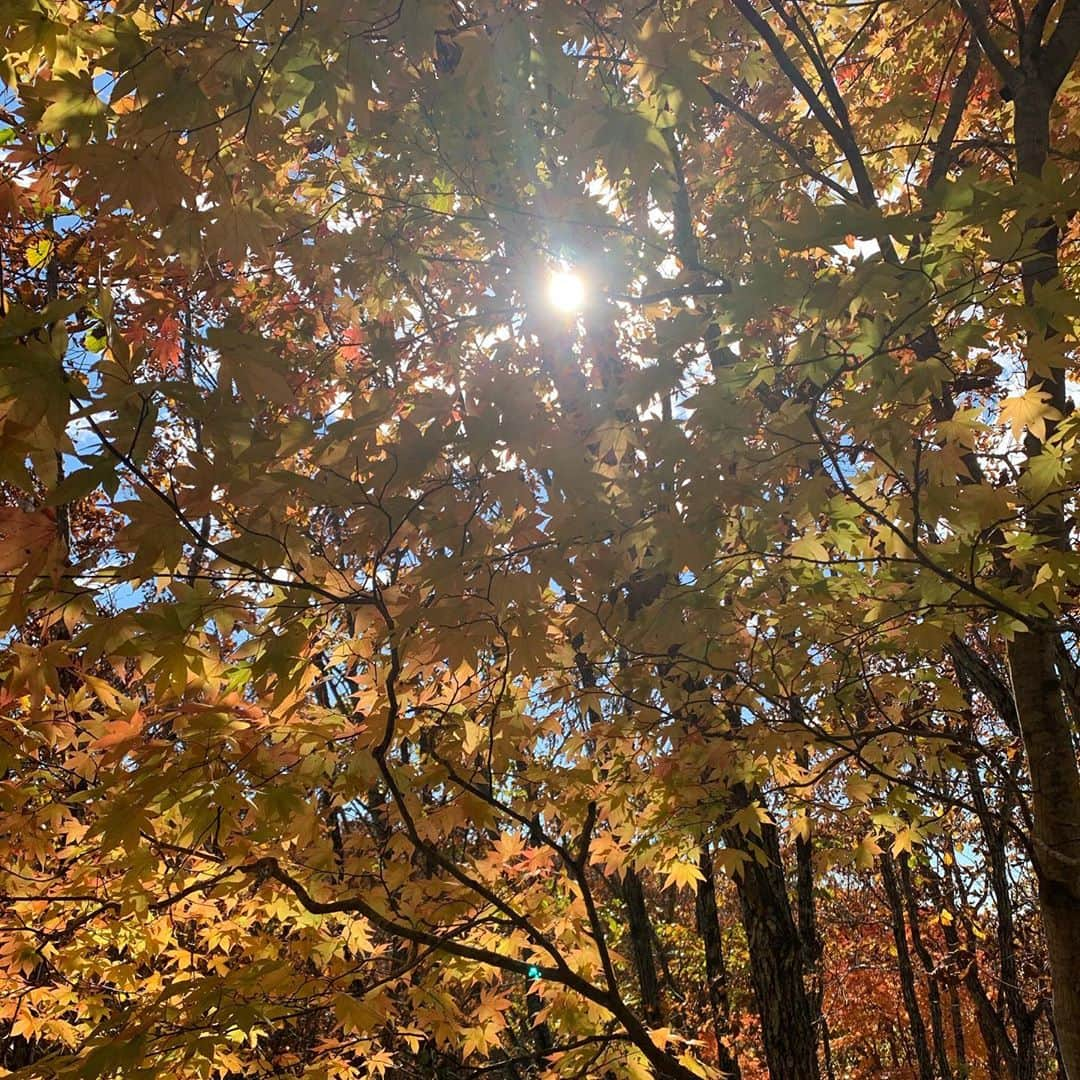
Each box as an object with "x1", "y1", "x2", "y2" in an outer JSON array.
[{"x1": 546, "y1": 267, "x2": 586, "y2": 314}]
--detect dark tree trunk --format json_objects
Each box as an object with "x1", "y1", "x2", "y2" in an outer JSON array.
[
  {"x1": 946, "y1": 983, "x2": 966, "y2": 1075},
  {"x1": 897, "y1": 855, "x2": 952, "y2": 1078},
  {"x1": 620, "y1": 865, "x2": 664, "y2": 1026},
  {"x1": 724, "y1": 805, "x2": 819, "y2": 1080},
  {"x1": 695, "y1": 846, "x2": 742, "y2": 1080},
  {"x1": 965, "y1": 765, "x2": 1037, "y2": 1080},
  {"x1": 928, "y1": 865, "x2": 1018, "y2": 1078},
  {"x1": 880, "y1": 852, "x2": 935, "y2": 1080},
  {"x1": 794, "y1": 824, "x2": 825, "y2": 1052},
  {"x1": 1006, "y1": 629, "x2": 1080, "y2": 1078},
  {"x1": 966, "y1": 970, "x2": 1017, "y2": 1080}
]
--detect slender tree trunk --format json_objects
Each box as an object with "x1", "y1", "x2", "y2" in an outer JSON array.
[
  {"x1": 696, "y1": 846, "x2": 742, "y2": 1080},
  {"x1": 965, "y1": 765, "x2": 1036, "y2": 1079},
  {"x1": 620, "y1": 865, "x2": 663, "y2": 1026},
  {"x1": 946, "y1": 983, "x2": 966, "y2": 1076},
  {"x1": 898, "y1": 855, "x2": 952, "y2": 1079},
  {"x1": 1009, "y1": 72, "x2": 1080, "y2": 1080},
  {"x1": 794, "y1": 819, "x2": 825, "y2": 1067},
  {"x1": 928, "y1": 865, "x2": 1018, "y2": 1078},
  {"x1": 819, "y1": 1016, "x2": 836, "y2": 1080},
  {"x1": 967, "y1": 973, "x2": 1015, "y2": 1080},
  {"x1": 931, "y1": 854, "x2": 967, "y2": 1072},
  {"x1": 880, "y1": 852, "x2": 935, "y2": 1080},
  {"x1": 724, "y1": 803, "x2": 819, "y2": 1080}
]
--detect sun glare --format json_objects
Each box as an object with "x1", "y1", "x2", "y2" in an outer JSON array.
[{"x1": 547, "y1": 267, "x2": 586, "y2": 314}]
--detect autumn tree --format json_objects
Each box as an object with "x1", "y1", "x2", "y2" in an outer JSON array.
[{"x1": 2, "y1": 2, "x2": 1080, "y2": 1079}]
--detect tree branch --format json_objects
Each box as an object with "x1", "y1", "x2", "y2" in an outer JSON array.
[
  {"x1": 927, "y1": 34, "x2": 984, "y2": 192},
  {"x1": 1041, "y1": 0, "x2": 1080, "y2": 92},
  {"x1": 730, "y1": 0, "x2": 881, "y2": 210},
  {"x1": 955, "y1": 0, "x2": 1018, "y2": 87}
]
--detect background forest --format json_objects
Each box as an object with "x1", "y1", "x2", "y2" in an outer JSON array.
[{"x1": 2, "y1": 1, "x2": 1080, "y2": 1078}]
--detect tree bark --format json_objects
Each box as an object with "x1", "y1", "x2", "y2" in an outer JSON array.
[
  {"x1": 946, "y1": 983, "x2": 967, "y2": 1076},
  {"x1": 966, "y1": 764, "x2": 1036, "y2": 1080},
  {"x1": 724, "y1": 804, "x2": 819, "y2": 1080},
  {"x1": 1006, "y1": 630, "x2": 1080, "y2": 1077},
  {"x1": 927, "y1": 865, "x2": 1018, "y2": 1079},
  {"x1": 696, "y1": 846, "x2": 742, "y2": 1080},
  {"x1": 1008, "y1": 67, "x2": 1080, "y2": 1079},
  {"x1": 897, "y1": 855, "x2": 952, "y2": 1079},
  {"x1": 794, "y1": 820, "x2": 825, "y2": 1062},
  {"x1": 880, "y1": 852, "x2": 935, "y2": 1080},
  {"x1": 620, "y1": 865, "x2": 664, "y2": 1027}
]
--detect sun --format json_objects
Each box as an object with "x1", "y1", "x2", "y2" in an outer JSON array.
[{"x1": 546, "y1": 267, "x2": 586, "y2": 314}]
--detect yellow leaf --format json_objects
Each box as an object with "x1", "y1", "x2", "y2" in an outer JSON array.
[
  {"x1": 27, "y1": 238, "x2": 52, "y2": 269},
  {"x1": 462, "y1": 719, "x2": 486, "y2": 756},
  {"x1": 786, "y1": 534, "x2": 829, "y2": 562},
  {"x1": 712, "y1": 847, "x2": 751, "y2": 878},
  {"x1": 365, "y1": 1050, "x2": 395, "y2": 1077},
  {"x1": 1000, "y1": 389, "x2": 1061, "y2": 441},
  {"x1": 891, "y1": 825, "x2": 922, "y2": 856},
  {"x1": 626, "y1": 1049, "x2": 654, "y2": 1080},
  {"x1": 81, "y1": 674, "x2": 130, "y2": 713},
  {"x1": 845, "y1": 774, "x2": 875, "y2": 804},
  {"x1": 11, "y1": 1013, "x2": 40, "y2": 1040},
  {"x1": 731, "y1": 801, "x2": 771, "y2": 836},
  {"x1": 678, "y1": 1052, "x2": 710, "y2": 1078},
  {"x1": 333, "y1": 991, "x2": 385, "y2": 1034},
  {"x1": 790, "y1": 815, "x2": 812, "y2": 844},
  {"x1": 662, "y1": 859, "x2": 705, "y2": 892},
  {"x1": 854, "y1": 833, "x2": 883, "y2": 870}
]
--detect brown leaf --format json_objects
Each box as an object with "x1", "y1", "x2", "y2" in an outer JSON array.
[{"x1": 0, "y1": 507, "x2": 59, "y2": 573}]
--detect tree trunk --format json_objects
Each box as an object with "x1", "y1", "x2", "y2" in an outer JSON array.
[
  {"x1": 931, "y1": 858, "x2": 968, "y2": 1073},
  {"x1": 880, "y1": 852, "x2": 935, "y2": 1080},
  {"x1": 946, "y1": 983, "x2": 966, "y2": 1076},
  {"x1": 696, "y1": 846, "x2": 742, "y2": 1080},
  {"x1": 794, "y1": 821, "x2": 825, "y2": 1059},
  {"x1": 927, "y1": 865, "x2": 1018, "y2": 1078},
  {"x1": 897, "y1": 855, "x2": 952, "y2": 1079},
  {"x1": 724, "y1": 807, "x2": 819, "y2": 1080},
  {"x1": 966, "y1": 764, "x2": 1036, "y2": 1079},
  {"x1": 620, "y1": 865, "x2": 664, "y2": 1026},
  {"x1": 1009, "y1": 72, "x2": 1080, "y2": 1080},
  {"x1": 1006, "y1": 630, "x2": 1080, "y2": 1077}
]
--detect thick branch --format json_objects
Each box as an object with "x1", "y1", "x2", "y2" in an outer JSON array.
[
  {"x1": 955, "y1": 0, "x2": 1018, "y2": 86},
  {"x1": 927, "y1": 35, "x2": 984, "y2": 192},
  {"x1": 1041, "y1": 0, "x2": 1080, "y2": 92}
]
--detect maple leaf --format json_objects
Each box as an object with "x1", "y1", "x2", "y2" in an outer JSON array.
[
  {"x1": 999, "y1": 389, "x2": 1061, "y2": 442},
  {"x1": 88, "y1": 710, "x2": 146, "y2": 753},
  {"x1": 1, "y1": 2, "x2": 1078, "y2": 1077},
  {"x1": 853, "y1": 834, "x2": 884, "y2": 871},
  {"x1": 152, "y1": 316, "x2": 183, "y2": 373},
  {"x1": 0, "y1": 507, "x2": 59, "y2": 572},
  {"x1": 661, "y1": 859, "x2": 705, "y2": 892}
]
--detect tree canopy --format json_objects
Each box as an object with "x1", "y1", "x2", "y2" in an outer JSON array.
[{"x1": 2, "y1": 1, "x2": 1080, "y2": 1078}]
